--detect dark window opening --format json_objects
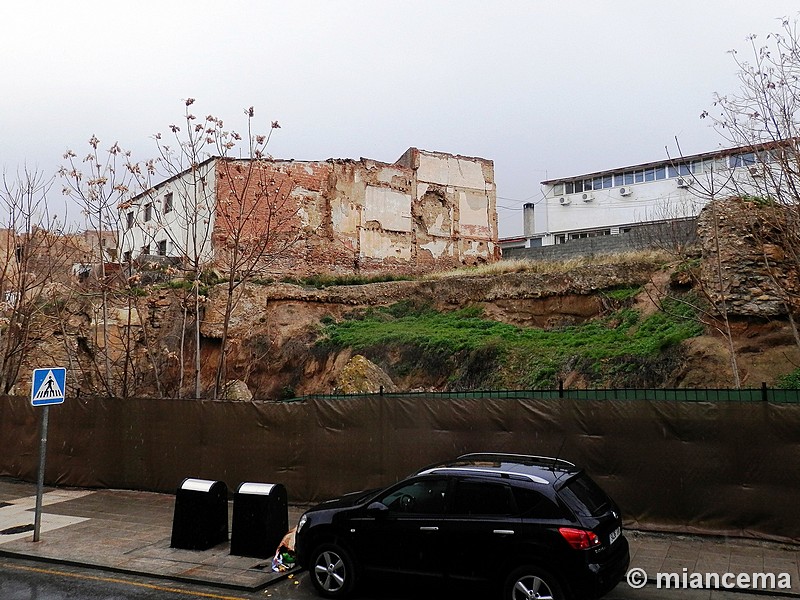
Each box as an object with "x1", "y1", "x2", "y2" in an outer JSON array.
[{"x1": 451, "y1": 481, "x2": 515, "y2": 516}]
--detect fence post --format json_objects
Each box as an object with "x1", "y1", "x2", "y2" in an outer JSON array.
[
  {"x1": 558, "y1": 379, "x2": 564, "y2": 399},
  {"x1": 761, "y1": 381, "x2": 768, "y2": 403}
]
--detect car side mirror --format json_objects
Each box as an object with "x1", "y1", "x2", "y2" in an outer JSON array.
[{"x1": 366, "y1": 501, "x2": 389, "y2": 516}]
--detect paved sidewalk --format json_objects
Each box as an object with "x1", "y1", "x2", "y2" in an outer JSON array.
[
  {"x1": 627, "y1": 529, "x2": 800, "y2": 596},
  {"x1": 0, "y1": 478, "x2": 305, "y2": 591},
  {"x1": 0, "y1": 477, "x2": 799, "y2": 595}
]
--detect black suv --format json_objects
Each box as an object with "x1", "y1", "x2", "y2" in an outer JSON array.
[{"x1": 295, "y1": 453, "x2": 629, "y2": 600}]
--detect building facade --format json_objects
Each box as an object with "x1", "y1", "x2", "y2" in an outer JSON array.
[
  {"x1": 509, "y1": 144, "x2": 771, "y2": 250},
  {"x1": 120, "y1": 148, "x2": 498, "y2": 276}
]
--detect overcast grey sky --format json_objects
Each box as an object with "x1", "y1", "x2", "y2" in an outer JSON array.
[{"x1": 2, "y1": 1, "x2": 798, "y2": 237}]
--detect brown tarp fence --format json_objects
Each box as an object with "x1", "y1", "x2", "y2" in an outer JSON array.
[{"x1": 1, "y1": 395, "x2": 798, "y2": 543}]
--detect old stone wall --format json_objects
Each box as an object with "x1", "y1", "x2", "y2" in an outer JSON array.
[{"x1": 697, "y1": 198, "x2": 799, "y2": 317}]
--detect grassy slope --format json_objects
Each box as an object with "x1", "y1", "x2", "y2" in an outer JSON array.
[{"x1": 317, "y1": 293, "x2": 703, "y2": 390}]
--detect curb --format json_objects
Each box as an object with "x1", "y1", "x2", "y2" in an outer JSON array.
[{"x1": 0, "y1": 546, "x2": 301, "y2": 593}]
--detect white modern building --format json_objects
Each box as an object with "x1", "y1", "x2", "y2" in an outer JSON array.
[{"x1": 514, "y1": 144, "x2": 771, "y2": 248}]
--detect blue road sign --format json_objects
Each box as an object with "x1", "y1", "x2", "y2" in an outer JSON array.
[{"x1": 31, "y1": 368, "x2": 66, "y2": 406}]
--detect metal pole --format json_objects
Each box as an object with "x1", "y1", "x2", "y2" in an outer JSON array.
[{"x1": 33, "y1": 405, "x2": 49, "y2": 542}]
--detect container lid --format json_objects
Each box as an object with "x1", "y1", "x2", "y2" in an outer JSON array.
[
  {"x1": 181, "y1": 478, "x2": 216, "y2": 492},
  {"x1": 238, "y1": 482, "x2": 276, "y2": 495}
]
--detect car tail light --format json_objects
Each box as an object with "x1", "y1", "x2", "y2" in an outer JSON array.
[{"x1": 558, "y1": 527, "x2": 601, "y2": 550}]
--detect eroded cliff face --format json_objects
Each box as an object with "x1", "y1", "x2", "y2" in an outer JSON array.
[
  {"x1": 196, "y1": 258, "x2": 742, "y2": 398},
  {"x1": 19, "y1": 198, "x2": 800, "y2": 399}
]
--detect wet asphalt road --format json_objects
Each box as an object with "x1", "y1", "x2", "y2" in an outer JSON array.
[{"x1": 0, "y1": 557, "x2": 787, "y2": 600}]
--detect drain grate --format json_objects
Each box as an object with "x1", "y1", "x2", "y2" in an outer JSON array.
[{"x1": 1, "y1": 523, "x2": 34, "y2": 535}]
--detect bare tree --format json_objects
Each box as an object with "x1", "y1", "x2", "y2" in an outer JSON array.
[
  {"x1": 60, "y1": 138, "x2": 128, "y2": 389},
  {"x1": 59, "y1": 138, "x2": 169, "y2": 398},
  {"x1": 0, "y1": 168, "x2": 70, "y2": 393},
  {"x1": 701, "y1": 16, "x2": 800, "y2": 338},
  {"x1": 126, "y1": 100, "x2": 296, "y2": 399}
]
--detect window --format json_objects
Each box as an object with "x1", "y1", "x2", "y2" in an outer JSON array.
[
  {"x1": 559, "y1": 474, "x2": 611, "y2": 518},
  {"x1": 512, "y1": 488, "x2": 564, "y2": 519},
  {"x1": 157, "y1": 240, "x2": 167, "y2": 256},
  {"x1": 379, "y1": 479, "x2": 448, "y2": 514},
  {"x1": 565, "y1": 182, "x2": 574, "y2": 194},
  {"x1": 668, "y1": 163, "x2": 692, "y2": 177},
  {"x1": 163, "y1": 192, "x2": 173, "y2": 214},
  {"x1": 126, "y1": 211, "x2": 134, "y2": 230},
  {"x1": 730, "y1": 152, "x2": 756, "y2": 168},
  {"x1": 451, "y1": 481, "x2": 515, "y2": 516},
  {"x1": 602, "y1": 175, "x2": 612, "y2": 189},
  {"x1": 613, "y1": 173, "x2": 625, "y2": 187},
  {"x1": 123, "y1": 251, "x2": 132, "y2": 263},
  {"x1": 634, "y1": 170, "x2": 644, "y2": 183},
  {"x1": 645, "y1": 168, "x2": 656, "y2": 182},
  {"x1": 655, "y1": 166, "x2": 666, "y2": 180},
  {"x1": 624, "y1": 172, "x2": 634, "y2": 185},
  {"x1": 141, "y1": 244, "x2": 150, "y2": 255},
  {"x1": 144, "y1": 203, "x2": 153, "y2": 222},
  {"x1": 553, "y1": 183, "x2": 564, "y2": 196}
]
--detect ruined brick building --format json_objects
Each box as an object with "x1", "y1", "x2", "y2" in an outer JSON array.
[{"x1": 121, "y1": 148, "x2": 498, "y2": 276}]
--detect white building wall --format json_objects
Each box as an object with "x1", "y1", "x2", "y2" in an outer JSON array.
[
  {"x1": 120, "y1": 160, "x2": 217, "y2": 263},
  {"x1": 534, "y1": 153, "x2": 765, "y2": 246}
]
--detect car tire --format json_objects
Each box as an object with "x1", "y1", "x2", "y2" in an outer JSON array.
[
  {"x1": 504, "y1": 565, "x2": 565, "y2": 600},
  {"x1": 309, "y1": 542, "x2": 357, "y2": 599}
]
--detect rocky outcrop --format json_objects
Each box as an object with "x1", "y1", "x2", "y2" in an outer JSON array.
[
  {"x1": 333, "y1": 355, "x2": 398, "y2": 394},
  {"x1": 697, "y1": 198, "x2": 799, "y2": 317}
]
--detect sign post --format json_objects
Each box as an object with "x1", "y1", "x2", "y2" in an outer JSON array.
[{"x1": 30, "y1": 367, "x2": 66, "y2": 542}]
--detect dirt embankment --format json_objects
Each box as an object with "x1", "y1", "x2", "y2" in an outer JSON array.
[{"x1": 197, "y1": 257, "x2": 800, "y2": 398}]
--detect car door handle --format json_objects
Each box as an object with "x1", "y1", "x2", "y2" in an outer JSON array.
[
  {"x1": 493, "y1": 529, "x2": 515, "y2": 535},
  {"x1": 419, "y1": 526, "x2": 439, "y2": 531}
]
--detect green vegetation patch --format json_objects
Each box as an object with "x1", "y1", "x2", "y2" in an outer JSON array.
[
  {"x1": 776, "y1": 368, "x2": 800, "y2": 389},
  {"x1": 281, "y1": 273, "x2": 413, "y2": 288},
  {"x1": 318, "y1": 298, "x2": 703, "y2": 389}
]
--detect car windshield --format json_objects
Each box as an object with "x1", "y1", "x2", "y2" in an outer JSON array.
[{"x1": 559, "y1": 473, "x2": 611, "y2": 518}]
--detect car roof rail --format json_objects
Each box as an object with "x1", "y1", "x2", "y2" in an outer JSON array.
[
  {"x1": 417, "y1": 466, "x2": 550, "y2": 485},
  {"x1": 457, "y1": 452, "x2": 576, "y2": 468}
]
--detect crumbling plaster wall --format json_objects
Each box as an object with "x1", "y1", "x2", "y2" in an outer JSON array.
[
  {"x1": 211, "y1": 149, "x2": 498, "y2": 277},
  {"x1": 398, "y1": 148, "x2": 499, "y2": 268}
]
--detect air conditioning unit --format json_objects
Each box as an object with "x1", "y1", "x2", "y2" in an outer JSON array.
[
  {"x1": 559, "y1": 197, "x2": 571, "y2": 206},
  {"x1": 581, "y1": 192, "x2": 594, "y2": 202},
  {"x1": 619, "y1": 187, "x2": 633, "y2": 196},
  {"x1": 676, "y1": 177, "x2": 692, "y2": 189}
]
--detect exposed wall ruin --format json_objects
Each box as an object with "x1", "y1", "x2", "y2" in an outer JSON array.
[
  {"x1": 210, "y1": 148, "x2": 498, "y2": 277},
  {"x1": 697, "y1": 198, "x2": 800, "y2": 317}
]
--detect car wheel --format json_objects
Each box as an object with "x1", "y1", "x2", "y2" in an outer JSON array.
[
  {"x1": 309, "y1": 543, "x2": 357, "y2": 598},
  {"x1": 504, "y1": 565, "x2": 564, "y2": 600}
]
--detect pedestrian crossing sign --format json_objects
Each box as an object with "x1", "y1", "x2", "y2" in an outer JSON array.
[{"x1": 31, "y1": 368, "x2": 66, "y2": 406}]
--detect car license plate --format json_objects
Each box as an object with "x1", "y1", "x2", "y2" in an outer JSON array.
[{"x1": 609, "y1": 527, "x2": 621, "y2": 545}]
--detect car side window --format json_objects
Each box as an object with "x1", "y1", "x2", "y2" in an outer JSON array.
[
  {"x1": 451, "y1": 480, "x2": 515, "y2": 516},
  {"x1": 512, "y1": 486, "x2": 565, "y2": 519},
  {"x1": 380, "y1": 478, "x2": 448, "y2": 514}
]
